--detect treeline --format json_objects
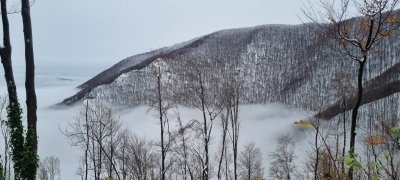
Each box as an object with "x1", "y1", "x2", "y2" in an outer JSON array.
[{"x1": 62, "y1": 59, "x2": 266, "y2": 180}]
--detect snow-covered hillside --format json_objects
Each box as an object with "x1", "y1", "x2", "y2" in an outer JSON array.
[{"x1": 61, "y1": 22, "x2": 400, "y2": 121}]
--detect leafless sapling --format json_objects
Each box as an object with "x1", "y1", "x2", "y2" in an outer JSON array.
[{"x1": 239, "y1": 142, "x2": 264, "y2": 180}]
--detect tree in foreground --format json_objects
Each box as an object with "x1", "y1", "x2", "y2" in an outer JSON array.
[
  {"x1": 178, "y1": 60, "x2": 224, "y2": 180},
  {"x1": 0, "y1": 0, "x2": 25, "y2": 178},
  {"x1": 150, "y1": 59, "x2": 174, "y2": 180},
  {"x1": 37, "y1": 156, "x2": 60, "y2": 180},
  {"x1": 21, "y1": 0, "x2": 39, "y2": 178},
  {"x1": 239, "y1": 142, "x2": 264, "y2": 180},
  {"x1": 65, "y1": 102, "x2": 122, "y2": 180},
  {"x1": 268, "y1": 136, "x2": 296, "y2": 180},
  {"x1": 0, "y1": 0, "x2": 39, "y2": 178},
  {"x1": 304, "y1": 0, "x2": 400, "y2": 178}
]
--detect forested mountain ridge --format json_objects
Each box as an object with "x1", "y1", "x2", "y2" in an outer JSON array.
[{"x1": 60, "y1": 21, "x2": 400, "y2": 120}]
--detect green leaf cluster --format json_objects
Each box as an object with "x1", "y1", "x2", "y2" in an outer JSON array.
[
  {"x1": 344, "y1": 153, "x2": 362, "y2": 171},
  {"x1": 389, "y1": 126, "x2": 400, "y2": 140}
]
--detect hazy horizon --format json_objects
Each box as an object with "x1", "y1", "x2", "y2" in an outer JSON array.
[{"x1": 3, "y1": 0, "x2": 307, "y2": 71}]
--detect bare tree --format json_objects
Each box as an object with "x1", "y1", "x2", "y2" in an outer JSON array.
[
  {"x1": 39, "y1": 156, "x2": 60, "y2": 180},
  {"x1": 150, "y1": 59, "x2": 174, "y2": 180},
  {"x1": 217, "y1": 113, "x2": 229, "y2": 180},
  {"x1": 172, "y1": 109, "x2": 195, "y2": 180},
  {"x1": 64, "y1": 103, "x2": 93, "y2": 179},
  {"x1": 304, "y1": 0, "x2": 400, "y2": 178},
  {"x1": 239, "y1": 142, "x2": 264, "y2": 180},
  {"x1": 118, "y1": 131, "x2": 158, "y2": 180},
  {"x1": 37, "y1": 162, "x2": 48, "y2": 180},
  {"x1": 224, "y1": 72, "x2": 242, "y2": 180},
  {"x1": 83, "y1": 96, "x2": 94, "y2": 180},
  {"x1": 331, "y1": 72, "x2": 353, "y2": 174},
  {"x1": 179, "y1": 60, "x2": 224, "y2": 180},
  {"x1": 76, "y1": 160, "x2": 85, "y2": 180},
  {"x1": 103, "y1": 115, "x2": 120, "y2": 179},
  {"x1": 269, "y1": 136, "x2": 296, "y2": 180},
  {"x1": 89, "y1": 103, "x2": 121, "y2": 180},
  {"x1": 115, "y1": 130, "x2": 129, "y2": 180},
  {"x1": 65, "y1": 101, "x2": 122, "y2": 180},
  {"x1": 215, "y1": 73, "x2": 242, "y2": 180}
]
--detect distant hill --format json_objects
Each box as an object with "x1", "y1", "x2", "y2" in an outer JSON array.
[{"x1": 60, "y1": 20, "x2": 400, "y2": 121}]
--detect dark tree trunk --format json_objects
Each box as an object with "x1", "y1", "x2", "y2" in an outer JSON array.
[
  {"x1": 199, "y1": 75, "x2": 209, "y2": 180},
  {"x1": 247, "y1": 159, "x2": 251, "y2": 180},
  {"x1": 314, "y1": 125, "x2": 320, "y2": 180},
  {"x1": 121, "y1": 140, "x2": 126, "y2": 180},
  {"x1": 217, "y1": 113, "x2": 228, "y2": 180},
  {"x1": 21, "y1": 0, "x2": 38, "y2": 179},
  {"x1": 228, "y1": 86, "x2": 240, "y2": 180},
  {"x1": 342, "y1": 98, "x2": 346, "y2": 175},
  {"x1": 0, "y1": 0, "x2": 25, "y2": 178},
  {"x1": 157, "y1": 72, "x2": 166, "y2": 180},
  {"x1": 85, "y1": 100, "x2": 89, "y2": 180},
  {"x1": 348, "y1": 59, "x2": 366, "y2": 180},
  {"x1": 92, "y1": 131, "x2": 97, "y2": 180},
  {"x1": 98, "y1": 127, "x2": 102, "y2": 180},
  {"x1": 232, "y1": 110, "x2": 238, "y2": 180}
]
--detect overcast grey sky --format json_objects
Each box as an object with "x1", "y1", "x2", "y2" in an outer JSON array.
[{"x1": 6, "y1": 0, "x2": 307, "y2": 72}]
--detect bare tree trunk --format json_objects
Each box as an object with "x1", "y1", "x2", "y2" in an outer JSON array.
[
  {"x1": 199, "y1": 76, "x2": 209, "y2": 180},
  {"x1": 232, "y1": 106, "x2": 239, "y2": 180},
  {"x1": 97, "y1": 141, "x2": 122, "y2": 180},
  {"x1": 217, "y1": 114, "x2": 228, "y2": 180},
  {"x1": 21, "y1": 0, "x2": 38, "y2": 178},
  {"x1": 98, "y1": 125, "x2": 103, "y2": 180},
  {"x1": 108, "y1": 129, "x2": 114, "y2": 178},
  {"x1": 224, "y1": 143, "x2": 229, "y2": 180},
  {"x1": 183, "y1": 138, "x2": 193, "y2": 180},
  {"x1": 157, "y1": 72, "x2": 166, "y2": 180},
  {"x1": 342, "y1": 98, "x2": 346, "y2": 175},
  {"x1": 92, "y1": 130, "x2": 97, "y2": 180},
  {"x1": 121, "y1": 141, "x2": 126, "y2": 180},
  {"x1": 177, "y1": 115, "x2": 193, "y2": 180},
  {"x1": 230, "y1": 88, "x2": 240, "y2": 180},
  {"x1": 85, "y1": 99, "x2": 90, "y2": 180},
  {"x1": 314, "y1": 125, "x2": 320, "y2": 180},
  {"x1": 247, "y1": 149, "x2": 251, "y2": 180},
  {"x1": 348, "y1": 59, "x2": 365, "y2": 180}
]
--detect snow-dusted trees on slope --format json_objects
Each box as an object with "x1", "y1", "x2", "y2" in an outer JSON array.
[{"x1": 78, "y1": 18, "x2": 400, "y2": 124}]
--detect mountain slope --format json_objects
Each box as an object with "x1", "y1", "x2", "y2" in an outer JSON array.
[{"x1": 60, "y1": 23, "x2": 400, "y2": 120}]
